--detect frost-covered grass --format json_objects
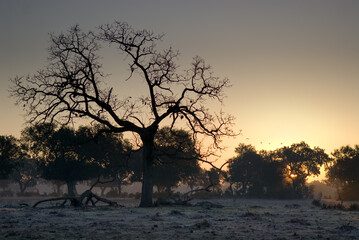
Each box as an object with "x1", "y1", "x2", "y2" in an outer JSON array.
[{"x1": 1, "y1": 198, "x2": 358, "y2": 239}]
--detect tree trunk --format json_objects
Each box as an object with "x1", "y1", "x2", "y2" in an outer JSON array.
[
  {"x1": 66, "y1": 181, "x2": 77, "y2": 197},
  {"x1": 140, "y1": 138, "x2": 155, "y2": 207},
  {"x1": 117, "y1": 180, "x2": 122, "y2": 196},
  {"x1": 18, "y1": 182, "x2": 25, "y2": 196},
  {"x1": 52, "y1": 181, "x2": 63, "y2": 196},
  {"x1": 166, "y1": 185, "x2": 172, "y2": 197}
]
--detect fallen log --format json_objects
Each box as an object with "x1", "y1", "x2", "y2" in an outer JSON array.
[
  {"x1": 33, "y1": 190, "x2": 121, "y2": 208},
  {"x1": 33, "y1": 178, "x2": 122, "y2": 208}
]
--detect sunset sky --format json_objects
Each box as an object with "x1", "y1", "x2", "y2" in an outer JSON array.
[{"x1": 1, "y1": 0, "x2": 359, "y2": 173}]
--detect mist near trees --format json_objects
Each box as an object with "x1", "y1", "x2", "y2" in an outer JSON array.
[
  {"x1": 1, "y1": 122, "x2": 358, "y2": 201},
  {"x1": 226, "y1": 142, "x2": 331, "y2": 199}
]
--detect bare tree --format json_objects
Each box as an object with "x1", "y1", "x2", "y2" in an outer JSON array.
[{"x1": 11, "y1": 22, "x2": 235, "y2": 207}]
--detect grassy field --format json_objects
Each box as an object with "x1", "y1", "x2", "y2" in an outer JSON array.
[{"x1": 1, "y1": 198, "x2": 358, "y2": 239}]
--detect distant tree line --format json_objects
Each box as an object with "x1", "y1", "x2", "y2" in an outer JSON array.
[
  {"x1": 225, "y1": 142, "x2": 330, "y2": 199},
  {"x1": 0, "y1": 123, "x2": 358, "y2": 201},
  {"x1": 0, "y1": 124, "x2": 204, "y2": 198}
]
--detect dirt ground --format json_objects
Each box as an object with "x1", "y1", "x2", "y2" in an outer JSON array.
[{"x1": 1, "y1": 198, "x2": 358, "y2": 239}]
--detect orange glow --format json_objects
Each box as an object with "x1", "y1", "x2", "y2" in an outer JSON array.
[{"x1": 290, "y1": 173, "x2": 298, "y2": 179}]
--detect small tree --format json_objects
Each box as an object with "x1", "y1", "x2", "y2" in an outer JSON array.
[
  {"x1": 202, "y1": 168, "x2": 222, "y2": 194},
  {"x1": 11, "y1": 22, "x2": 235, "y2": 206},
  {"x1": 258, "y1": 150, "x2": 286, "y2": 198},
  {"x1": 10, "y1": 157, "x2": 38, "y2": 196},
  {"x1": 0, "y1": 135, "x2": 19, "y2": 179},
  {"x1": 227, "y1": 144, "x2": 268, "y2": 197},
  {"x1": 0, "y1": 135, "x2": 39, "y2": 195},
  {"x1": 152, "y1": 127, "x2": 201, "y2": 196},
  {"x1": 76, "y1": 125, "x2": 133, "y2": 196},
  {"x1": 326, "y1": 145, "x2": 359, "y2": 200},
  {"x1": 21, "y1": 123, "x2": 102, "y2": 196},
  {"x1": 275, "y1": 142, "x2": 330, "y2": 198}
]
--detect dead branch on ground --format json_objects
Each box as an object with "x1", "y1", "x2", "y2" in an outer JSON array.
[{"x1": 33, "y1": 177, "x2": 121, "y2": 208}]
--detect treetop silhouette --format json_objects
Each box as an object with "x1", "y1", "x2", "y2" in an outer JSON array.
[{"x1": 10, "y1": 21, "x2": 235, "y2": 207}]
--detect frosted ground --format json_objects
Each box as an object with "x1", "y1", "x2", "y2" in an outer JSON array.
[{"x1": 1, "y1": 198, "x2": 358, "y2": 239}]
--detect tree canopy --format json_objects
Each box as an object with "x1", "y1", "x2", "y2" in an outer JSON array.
[
  {"x1": 275, "y1": 142, "x2": 330, "y2": 179},
  {"x1": 227, "y1": 144, "x2": 265, "y2": 196},
  {"x1": 76, "y1": 125, "x2": 133, "y2": 196},
  {"x1": 227, "y1": 144, "x2": 284, "y2": 198},
  {"x1": 21, "y1": 124, "x2": 102, "y2": 196},
  {"x1": 10, "y1": 156, "x2": 38, "y2": 196},
  {"x1": 326, "y1": 145, "x2": 359, "y2": 200},
  {"x1": 227, "y1": 142, "x2": 331, "y2": 199},
  {"x1": 152, "y1": 127, "x2": 201, "y2": 196},
  {"x1": 0, "y1": 135, "x2": 19, "y2": 179}
]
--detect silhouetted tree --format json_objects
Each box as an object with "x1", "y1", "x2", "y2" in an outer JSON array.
[
  {"x1": 326, "y1": 145, "x2": 359, "y2": 200},
  {"x1": 258, "y1": 150, "x2": 286, "y2": 198},
  {"x1": 202, "y1": 168, "x2": 222, "y2": 194},
  {"x1": 21, "y1": 124, "x2": 101, "y2": 196},
  {"x1": 11, "y1": 22, "x2": 235, "y2": 206},
  {"x1": 0, "y1": 135, "x2": 39, "y2": 194},
  {"x1": 77, "y1": 125, "x2": 133, "y2": 196},
  {"x1": 182, "y1": 171, "x2": 203, "y2": 191},
  {"x1": 227, "y1": 144, "x2": 301, "y2": 198},
  {"x1": 0, "y1": 135, "x2": 19, "y2": 179},
  {"x1": 227, "y1": 144, "x2": 267, "y2": 197},
  {"x1": 10, "y1": 157, "x2": 38, "y2": 196},
  {"x1": 129, "y1": 127, "x2": 201, "y2": 197},
  {"x1": 152, "y1": 127, "x2": 201, "y2": 196},
  {"x1": 275, "y1": 142, "x2": 330, "y2": 198}
]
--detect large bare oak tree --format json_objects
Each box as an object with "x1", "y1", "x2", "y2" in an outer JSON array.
[{"x1": 11, "y1": 22, "x2": 235, "y2": 207}]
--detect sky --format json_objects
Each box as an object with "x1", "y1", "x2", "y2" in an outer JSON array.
[{"x1": 1, "y1": 1, "x2": 359, "y2": 176}]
